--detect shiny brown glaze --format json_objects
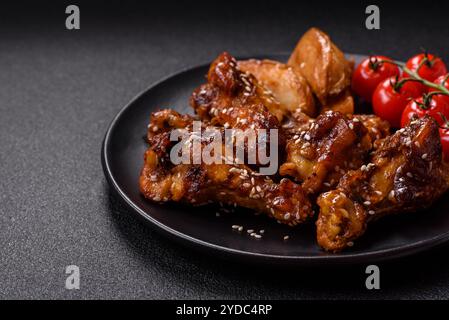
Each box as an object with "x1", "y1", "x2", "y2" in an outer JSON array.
[{"x1": 317, "y1": 116, "x2": 449, "y2": 252}]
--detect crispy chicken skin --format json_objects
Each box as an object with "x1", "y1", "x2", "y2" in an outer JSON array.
[
  {"x1": 279, "y1": 111, "x2": 374, "y2": 195},
  {"x1": 238, "y1": 59, "x2": 316, "y2": 117},
  {"x1": 140, "y1": 110, "x2": 313, "y2": 226},
  {"x1": 316, "y1": 116, "x2": 449, "y2": 252},
  {"x1": 288, "y1": 27, "x2": 353, "y2": 106},
  {"x1": 350, "y1": 114, "x2": 391, "y2": 143},
  {"x1": 191, "y1": 52, "x2": 285, "y2": 126}
]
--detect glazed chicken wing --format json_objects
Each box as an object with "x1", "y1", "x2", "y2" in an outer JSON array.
[
  {"x1": 288, "y1": 28, "x2": 353, "y2": 107},
  {"x1": 279, "y1": 111, "x2": 377, "y2": 195},
  {"x1": 191, "y1": 52, "x2": 285, "y2": 126},
  {"x1": 237, "y1": 59, "x2": 316, "y2": 117},
  {"x1": 140, "y1": 110, "x2": 313, "y2": 226},
  {"x1": 190, "y1": 52, "x2": 285, "y2": 160},
  {"x1": 316, "y1": 116, "x2": 449, "y2": 252}
]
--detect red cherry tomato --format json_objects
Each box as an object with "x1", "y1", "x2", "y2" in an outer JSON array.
[
  {"x1": 372, "y1": 76, "x2": 424, "y2": 128},
  {"x1": 405, "y1": 53, "x2": 448, "y2": 82},
  {"x1": 400, "y1": 93, "x2": 449, "y2": 127},
  {"x1": 440, "y1": 127, "x2": 449, "y2": 162},
  {"x1": 352, "y1": 56, "x2": 400, "y2": 102}
]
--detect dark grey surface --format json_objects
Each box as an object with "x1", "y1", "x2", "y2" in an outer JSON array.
[{"x1": 1, "y1": 1, "x2": 449, "y2": 299}]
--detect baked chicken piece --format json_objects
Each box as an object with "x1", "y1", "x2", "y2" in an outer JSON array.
[
  {"x1": 140, "y1": 109, "x2": 313, "y2": 226},
  {"x1": 288, "y1": 27, "x2": 354, "y2": 113},
  {"x1": 279, "y1": 111, "x2": 376, "y2": 195},
  {"x1": 190, "y1": 52, "x2": 285, "y2": 160},
  {"x1": 316, "y1": 116, "x2": 449, "y2": 252},
  {"x1": 191, "y1": 52, "x2": 285, "y2": 126},
  {"x1": 237, "y1": 59, "x2": 316, "y2": 117},
  {"x1": 349, "y1": 114, "x2": 391, "y2": 143}
]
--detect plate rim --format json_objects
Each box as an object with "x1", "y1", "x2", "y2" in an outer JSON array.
[{"x1": 101, "y1": 53, "x2": 449, "y2": 265}]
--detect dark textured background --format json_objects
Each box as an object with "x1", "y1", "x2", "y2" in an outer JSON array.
[{"x1": 1, "y1": 0, "x2": 449, "y2": 299}]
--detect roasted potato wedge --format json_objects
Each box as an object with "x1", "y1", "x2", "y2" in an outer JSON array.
[{"x1": 288, "y1": 27, "x2": 353, "y2": 105}]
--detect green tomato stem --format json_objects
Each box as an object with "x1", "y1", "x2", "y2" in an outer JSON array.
[{"x1": 376, "y1": 58, "x2": 449, "y2": 96}]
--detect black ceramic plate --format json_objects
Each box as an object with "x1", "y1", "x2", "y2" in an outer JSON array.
[{"x1": 102, "y1": 53, "x2": 449, "y2": 266}]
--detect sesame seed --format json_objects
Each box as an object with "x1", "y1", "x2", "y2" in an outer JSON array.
[
  {"x1": 348, "y1": 123, "x2": 354, "y2": 130},
  {"x1": 415, "y1": 141, "x2": 420, "y2": 147},
  {"x1": 368, "y1": 210, "x2": 375, "y2": 215},
  {"x1": 422, "y1": 153, "x2": 428, "y2": 160},
  {"x1": 284, "y1": 213, "x2": 291, "y2": 220},
  {"x1": 259, "y1": 230, "x2": 265, "y2": 234},
  {"x1": 254, "y1": 234, "x2": 262, "y2": 239},
  {"x1": 247, "y1": 229, "x2": 254, "y2": 234},
  {"x1": 363, "y1": 201, "x2": 371, "y2": 206},
  {"x1": 375, "y1": 191, "x2": 382, "y2": 195},
  {"x1": 353, "y1": 118, "x2": 360, "y2": 122},
  {"x1": 389, "y1": 190, "x2": 395, "y2": 200},
  {"x1": 238, "y1": 226, "x2": 243, "y2": 232},
  {"x1": 347, "y1": 241, "x2": 354, "y2": 247},
  {"x1": 283, "y1": 235, "x2": 290, "y2": 241},
  {"x1": 406, "y1": 172, "x2": 413, "y2": 178},
  {"x1": 304, "y1": 134, "x2": 311, "y2": 141},
  {"x1": 232, "y1": 225, "x2": 239, "y2": 229}
]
